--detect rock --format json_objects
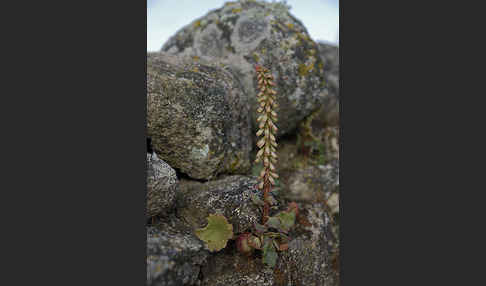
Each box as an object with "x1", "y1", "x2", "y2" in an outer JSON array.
[
  {"x1": 162, "y1": 0, "x2": 329, "y2": 137},
  {"x1": 285, "y1": 159, "x2": 339, "y2": 206},
  {"x1": 147, "y1": 52, "x2": 252, "y2": 180},
  {"x1": 274, "y1": 201, "x2": 339, "y2": 286},
  {"x1": 176, "y1": 175, "x2": 261, "y2": 234},
  {"x1": 199, "y1": 201, "x2": 339, "y2": 286},
  {"x1": 316, "y1": 42, "x2": 339, "y2": 126},
  {"x1": 147, "y1": 222, "x2": 209, "y2": 286},
  {"x1": 147, "y1": 153, "x2": 178, "y2": 218},
  {"x1": 201, "y1": 248, "x2": 275, "y2": 286}
]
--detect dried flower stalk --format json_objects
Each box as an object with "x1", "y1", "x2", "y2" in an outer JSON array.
[{"x1": 254, "y1": 65, "x2": 278, "y2": 224}]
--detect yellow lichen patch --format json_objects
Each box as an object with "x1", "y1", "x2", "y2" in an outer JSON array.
[
  {"x1": 297, "y1": 32, "x2": 310, "y2": 42},
  {"x1": 224, "y1": 1, "x2": 236, "y2": 6},
  {"x1": 192, "y1": 66, "x2": 199, "y2": 73},
  {"x1": 194, "y1": 20, "x2": 201, "y2": 28},
  {"x1": 253, "y1": 52, "x2": 260, "y2": 63},
  {"x1": 232, "y1": 8, "x2": 242, "y2": 13},
  {"x1": 286, "y1": 23, "x2": 294, "y2": 29},
  {"x1": 229, "y1": 155, "x2": 241, "y2": 172},
  {"x1": 298, "y1": 63, "x2": 313, "y2": 77},
  {"x1": 193, "y1": 56, "x2": 200, "y2": 61}
]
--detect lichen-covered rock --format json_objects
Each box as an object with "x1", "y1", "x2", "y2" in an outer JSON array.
[
  {"x1": 147, "y1": 52, "x2": 252, "y2": 180},
  {"x1": 316, "y1": 42, "x2": 339, "y2": 126},
  {"x1": 177, "y1": 175, "x2": 261, "y2": 235},
  {"x1": 199, "y1": 201, "x2": 339, "y2": 286},
  {"x1": 147, "y1": 153, "x2": 178, "y2": 218},
  {"x1": 201, "y1": 248, "x2": 275, "y2": 286},
  {"x1": 162, "y1": 0, "x2": 329, "y2": 137},
  {"x1": 274, "y1": 201, "x2": 339, "y2": 286},
  {"x1": 147, "y1": 222, "x2": 209, "y2": 286},
  {"x1": 285, "y1": 160, "x2": 339, "y2": 206}
]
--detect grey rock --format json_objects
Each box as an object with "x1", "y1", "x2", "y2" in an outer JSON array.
[
  {"x1": 201, "y1": 250, "x2": 274, "y2": 286},
  {"x1": 316, "y1": 42, "x2": 339, "y2": 126},
  {"x1": 199, "y1": 201, "x2": 339, "y2": 286},
  {"x1": 162, "y1": 0, "x2": 329, "y2": 137},
  {"x1": 147, "y1": 52, "x2": 252, "y2": 180},
  {"x1": 285, "y1": 159, "x2": 339, "y2": 205},
  {"x1": 275, "y1": 201, "x2": 339, "y2": 286},
  {"x1": 177, "y1": 175, "x2": 261, "y2": 235},
  {"x1": 147, "y1": 222, "x2": 209, "y2": 286},
  {"x1": 147, "y1": 153, "x2": 178, "y2": 218}
]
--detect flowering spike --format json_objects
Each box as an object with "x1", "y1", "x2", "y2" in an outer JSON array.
[{"x1": 254, "y1": 65, "x2": 279, "y2": 225}]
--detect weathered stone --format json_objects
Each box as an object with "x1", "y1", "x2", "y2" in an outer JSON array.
[
  {"x1": 147, "y1": 153, "x2": 178, "y2": 218},
  {"x1": 201, "y1": 248, "x2": 275, "y2": 286},
  {"x1": 285, "y1": 159, "x2": 339, "y2": 205},
  {"x1": 199, "y1": 201, "x2": 339, "y2": 286},
  {"x1": 274, "y1": 201, "x2": 339, "y2": 286},
  {"x1": 147, "y1": 52, "x2": 252, "y2": 180},
  {"x1": 147, "y1": 222, "x2": 209, "y2": 286},
  {"x1": 177, "y1": 175, "x2": 261, "y2": 235},
  {"x1": 316, "y1": 42, "x2": 339, "y2": 126},
  {"x1": 162, "y1": 0, "x2": 329, "y2": 137}
]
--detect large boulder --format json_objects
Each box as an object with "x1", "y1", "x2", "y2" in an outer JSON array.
[
  {"x1": 147, "y1": 222, "x2": 209, "y2": 286},
  {"x1": 176, "y1": 175, "x2": 261, "y2": 234},
  {"x1": 162, "y1": 0, "x2": 329, "y2": 137},
  {"x1": 147, "y1": 153, "x2": 178, "y2": 218},
  {"x1": 147, "y1": 52, "x2": 252, "y2": 180}
]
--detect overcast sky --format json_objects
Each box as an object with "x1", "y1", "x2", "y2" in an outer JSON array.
[{"x1": 147, "y1": 0, "x2": 339, "y2": 51}]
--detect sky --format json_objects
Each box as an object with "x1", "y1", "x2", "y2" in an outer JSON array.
[{"x1": 147, "y1": 0, "x2": 339, "y2": 51}]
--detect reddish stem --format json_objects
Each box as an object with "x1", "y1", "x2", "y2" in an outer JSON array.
[{"x1": 262, "y1": 178, "x2": 271, "y2": 224}]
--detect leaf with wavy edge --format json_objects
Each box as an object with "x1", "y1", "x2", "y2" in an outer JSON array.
[{"x1": 195, "y1": 214, "x2": 233, "y2": 252}]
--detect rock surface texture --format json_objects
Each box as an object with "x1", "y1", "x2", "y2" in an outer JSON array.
[
  {"x1": 316, "y1": 42, "x2": 339, "y2": 126},
  {"x1": 147, "y1": 52, "x2": 252, "y2": 180},
  {"x1": 147, "y1": 153, "x2": 178, "y2": 218},
  {"x1": 275, "y1": 200, "x2": 339, "y2": 286},
  {"x1": 286, "y1": 159, "x2": 339, "y2": 206},
  {"x1": 162, "y1": 0, "x2": 329, "y2": 137},
  {"x1": 176, "y1": 175, "x2": 261, "y2": 235},
  {"x1": 198, "y1": 200, "x2": 339, "y2": 286},
  {"x1": 147, "y1": 223, "x2": 209, "y2": 286}
]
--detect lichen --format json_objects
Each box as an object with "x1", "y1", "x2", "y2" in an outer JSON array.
[{"x1": 191, "y1": 144, "x2": 209, "y2": 160}]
